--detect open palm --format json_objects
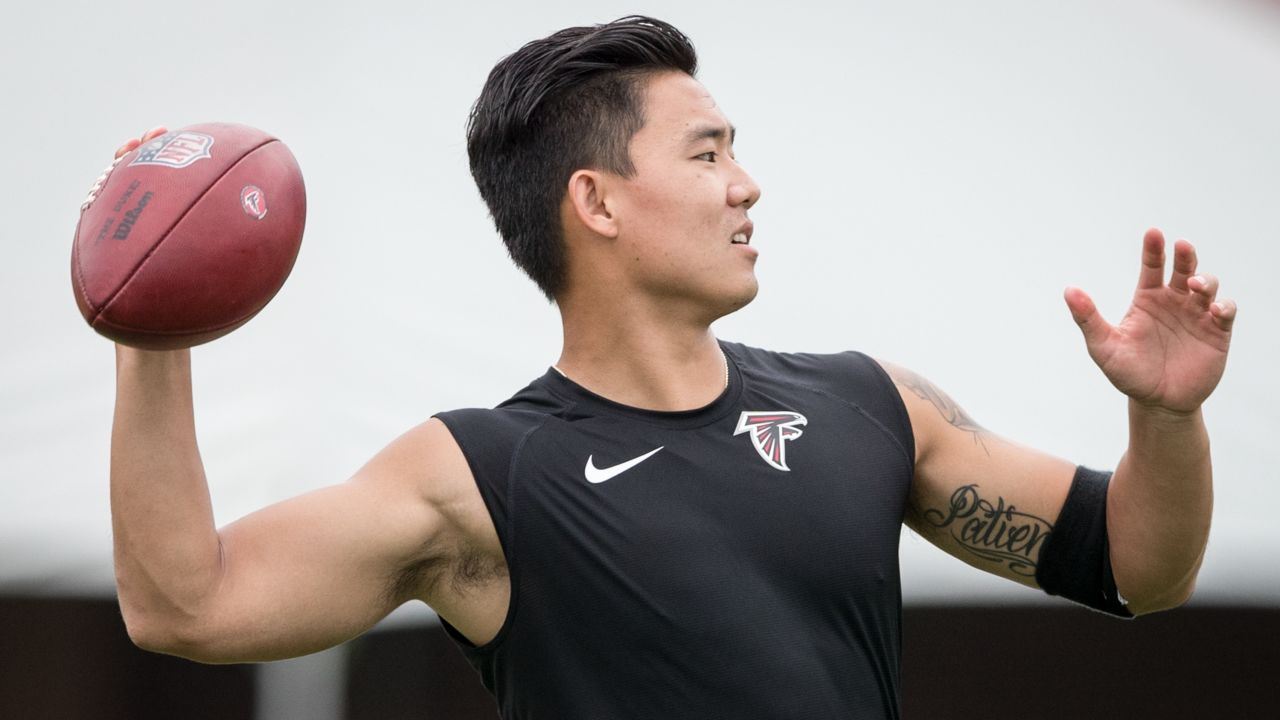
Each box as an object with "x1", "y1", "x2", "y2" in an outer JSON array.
[{"x1": 1065, "y1": 228, "x2": 1237, "y2": 415}]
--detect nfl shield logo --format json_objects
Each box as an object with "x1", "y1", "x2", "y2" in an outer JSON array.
[{"x1": 129, "y1": 131, "x2": 215, "y2": 168}]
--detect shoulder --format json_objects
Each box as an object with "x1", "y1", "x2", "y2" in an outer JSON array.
[
  {"x1": 358, "y1": 403, "x2": 551, "y2": 537},
  {"x1": 723, "y1": 341, "x2": 900, "y2": 408},
  {"x1": 723, "y1": 340, "x2": 914, "y2": 459},
  {"x1": 872, "y1": 361, "x2": 970, "y2": 429},
  {"x1": 432, "y1": 368, "x2": 569, "y2": 459},
  {"x1": 435, "y1": 385, "x2": 563, "y2": 459},
  {"x1": 355, "y1": 418, "x2": 475, "y2": 512},
  {"x1": 435, "y1": 406, "x2": 551, "y2": 445},
  {"x1": 872, "y1": 359, "x2": 998, "y2": 469}
]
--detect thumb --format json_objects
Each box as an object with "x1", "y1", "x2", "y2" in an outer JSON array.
[{"x1": 1064, "y1": 286, "x2": 1113, "y2": 349}]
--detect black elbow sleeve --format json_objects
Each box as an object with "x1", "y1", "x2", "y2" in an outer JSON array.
[{"x1": 1034, "y1": 466, "x2": 1133, "y2": 618}]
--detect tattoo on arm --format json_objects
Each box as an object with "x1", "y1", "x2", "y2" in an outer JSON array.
[
  {"x1": 889, "y1": 365, "x2": 989, "y2": 454},
  {"x1": 923, "y1": 484, "x2": 1053, "y2": 577}
]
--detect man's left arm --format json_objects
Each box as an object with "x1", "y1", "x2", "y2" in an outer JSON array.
[{"x1": 885, "y1": 228, "x2": 1236, "y2": 617}]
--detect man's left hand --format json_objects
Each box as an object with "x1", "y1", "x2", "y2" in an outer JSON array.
[{"x1": 1065, "y1": 227, "x2": 1237, "y2": 415}]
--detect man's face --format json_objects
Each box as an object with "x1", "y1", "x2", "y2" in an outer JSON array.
[{"x1": 608, "y1": 71, "x2": 762, "y2": 319}]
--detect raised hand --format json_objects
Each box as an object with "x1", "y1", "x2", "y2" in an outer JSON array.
[{"x1": 1064, "y1": 228, "x2": 1237, "y2": 415}]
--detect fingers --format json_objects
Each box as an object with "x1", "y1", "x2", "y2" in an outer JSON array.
[
  {"x1": 114, "y1": 138, "x2": 141, "y2": 159},
  {"x1": 1064, "y1": 286, "x2": 1113, "y2": 348},
  {"x1": 113, "y1": 126, "x2": 169, "y2": 159},
  {"x1": 1174, "y1": 243, "x2": 1234, "y2": 334},
  {"x1": 1187, "y1": 273, "x2": 1219, "y2": 310},
  {"x1": 1210, "y1": 299, "x2": 1238, "y2": 333},
  {"x1": 1137, "y1": 228, "x2": 1166, "y2": 290},
  {"x1": 1168, "y1": 238, "x2": 1198, "y2": 292}
]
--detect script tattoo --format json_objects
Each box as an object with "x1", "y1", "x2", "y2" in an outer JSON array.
[
  {"x1": 924, "y1": 485, "x2": 1052, "y2": 577},
  {"x1": 890, "y1": 365, "x2": 989, "y2": 454}
]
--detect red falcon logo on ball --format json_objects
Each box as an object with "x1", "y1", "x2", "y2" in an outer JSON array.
[
  {"x1": 240, "y1": 185, "x2": 268, "y2": 220},
  {"x1": 734, "y1": 411, "x2": 808, "y2": 471}
]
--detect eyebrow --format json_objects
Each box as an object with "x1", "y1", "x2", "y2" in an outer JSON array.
[{"x1": 683, "y1": 124, "x2": 737, "y2": 147}]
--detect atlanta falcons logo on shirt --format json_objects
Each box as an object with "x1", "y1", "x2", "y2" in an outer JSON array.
[{"x1": 734, "y1": 411, "x2": 808, "y2": 471}]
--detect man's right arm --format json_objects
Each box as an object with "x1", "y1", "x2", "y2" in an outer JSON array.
[{"x1": 112, "y1": 346, "x2": 476, "y2": 663}]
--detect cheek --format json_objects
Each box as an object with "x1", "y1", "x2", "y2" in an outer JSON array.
[
  {"x1": 632, "y1": 180, "x2": 687, "y2": 217},
  {"x1": 628, "y1": 174, "x2": 721, "y2": 234}
]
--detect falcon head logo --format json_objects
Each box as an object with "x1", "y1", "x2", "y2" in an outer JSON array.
[
  {"x1": 734, "y1": 411, "x2": 808, "y2": 471},
  {"x1": 240, "y1": 185, "x2": 268, "y2": 220}
]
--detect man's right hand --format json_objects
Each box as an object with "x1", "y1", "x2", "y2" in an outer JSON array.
[{"x1": 102, "y1": 126, "x2": 508, "y2": 658}]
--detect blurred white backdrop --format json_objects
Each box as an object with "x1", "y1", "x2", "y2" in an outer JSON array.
[{"x1": 1, "y1": 0, "x2": 1276, "y2": 613}]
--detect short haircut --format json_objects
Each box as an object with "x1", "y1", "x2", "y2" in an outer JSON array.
[{"x1": 466, "y1": 16, "x2": 699, "y2": 300}]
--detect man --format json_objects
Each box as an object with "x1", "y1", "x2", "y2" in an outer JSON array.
[{"x1": 108, "y1": 16, "x2": 1235, "y2": 719}]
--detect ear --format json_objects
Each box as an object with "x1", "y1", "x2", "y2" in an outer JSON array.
[{"x1": 565, "y1": 169, "x2": 619, "y2": 239}]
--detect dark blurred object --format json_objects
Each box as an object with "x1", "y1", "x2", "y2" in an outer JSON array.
[
  {"x1": 3, "y1": 598, "x2": 1276, "y2": 719},
  {"x1": 0, "y1": 597, "x2": 254, "y2": 719},
  {"x1": 345, "y1": 621, "x2": 498, "y2": 720},
  {"x1": 901, "y1": 604, "x2": 1279, "y2": 719}
]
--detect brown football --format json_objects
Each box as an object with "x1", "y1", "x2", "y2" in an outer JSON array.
[{"x1": 71, "y1": 123, "x2": 306, "y2": 349}]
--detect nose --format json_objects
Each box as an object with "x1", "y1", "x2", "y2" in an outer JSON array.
[{"x1": 728, "y1": 160, "x2": 762, "y2": 209}]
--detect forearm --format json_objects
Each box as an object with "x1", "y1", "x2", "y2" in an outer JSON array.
[
  {"x1": 111, "y1": 346, "x2": 222, "y2": 645},
  {"x1": 1107, "y1": 400, "x2": 1213, "y2": 613}
]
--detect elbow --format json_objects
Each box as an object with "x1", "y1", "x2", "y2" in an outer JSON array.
[
  {"x1": 1111, "y1": 543, "x2": 1206, "y2": 617},
  {"x1": 1123, "y1": 577, "x2": 1198, "y2": 617},
  {"x1": 115, "y1": 567, "x2": 233, "y2": 662},
  {"x1": 122, "y1": 611, "x2": 193, "y2": 657},
  {"x1": 125, "y1": 618, "x2": 180, "y2": 655},
  {"x1": 120, "y1": 607, "x2": 228, "y2": 663}
]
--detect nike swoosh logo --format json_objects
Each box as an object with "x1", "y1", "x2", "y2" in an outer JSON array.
[{"x1": 585, "y1": 446, "x2": 665, "y2": 484}]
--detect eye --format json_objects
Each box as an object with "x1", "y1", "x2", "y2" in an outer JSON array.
[{"x1": 695, "y1": 151, "x2": 718, "y2": 162}]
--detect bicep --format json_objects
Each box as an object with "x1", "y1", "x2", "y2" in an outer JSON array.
[
  {"x1": 188, "y1": 421, "x2": 455, "y2": 662},
  {"x1": 883, "y1": 361, "x2": 1075, "y2": 590}
]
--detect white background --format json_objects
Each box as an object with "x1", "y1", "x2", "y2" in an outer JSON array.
[{"x1": 1, "y1": 0, "x2": 1276, "y2": 613}]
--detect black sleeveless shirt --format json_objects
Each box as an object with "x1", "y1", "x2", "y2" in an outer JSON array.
[{"x1": 434, "y1": 342, "x2": 915, "y2": 719}]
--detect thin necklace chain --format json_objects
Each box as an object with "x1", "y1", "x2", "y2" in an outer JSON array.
[{"x1": 552, "y1": 349, "x2": 730, "y2": 392}]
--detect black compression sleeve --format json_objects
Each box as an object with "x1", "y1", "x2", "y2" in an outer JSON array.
[{"x1": 1035, "y1": 466, "x2": 1133, "y2": 618}]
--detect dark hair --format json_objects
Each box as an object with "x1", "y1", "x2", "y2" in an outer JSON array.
[{"x1": 466, "y1": 16, "x2": 698, "y2": 300}]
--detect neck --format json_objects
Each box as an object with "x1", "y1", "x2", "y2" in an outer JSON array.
[{"x1": 554, "y1": 291, "x2": 730, "y2": 412}]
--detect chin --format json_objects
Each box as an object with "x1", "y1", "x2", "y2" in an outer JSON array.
[{"x1": 716, "y1": 277, "x2": 759, "y2": 317}]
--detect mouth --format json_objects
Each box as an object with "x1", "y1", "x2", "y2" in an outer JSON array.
[{"x1": 730, "y1": 221, "x2": 754, "y2": 245}]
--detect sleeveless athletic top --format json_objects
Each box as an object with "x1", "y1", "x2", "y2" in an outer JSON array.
[{"x1": 434, "y1": 341, "x2": 915, "y2": 719}]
